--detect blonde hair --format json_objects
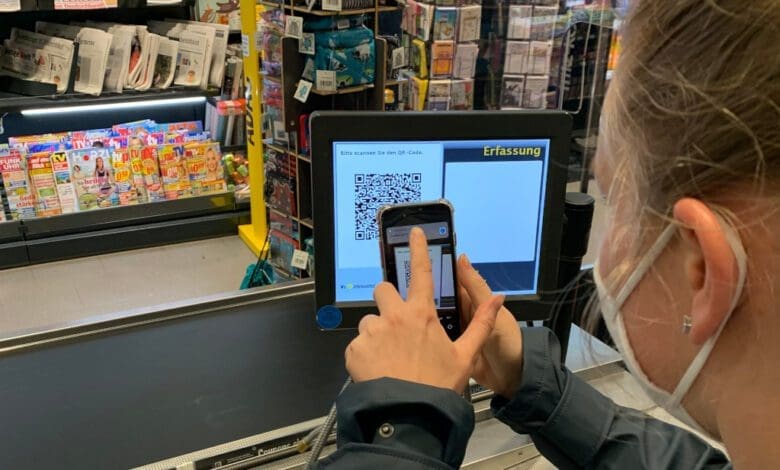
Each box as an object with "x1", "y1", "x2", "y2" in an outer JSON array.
[{"x1": 599, "y1": 0, "x2": 780, "y2": 283}]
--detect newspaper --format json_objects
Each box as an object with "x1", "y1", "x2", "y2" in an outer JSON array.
[
  {"x1": 174, "y1": 31, "x2": 208, "y2": 87},
  {"x1": 167, "y1": 19, "x2": 228, "y2": 88},
  {"x1": 147, "y1": 20, "x2": 187, "y2": 39},
  {"x1": 2, "y1": 29, "x2": 75, "y2": 93},
  {"x1": 126, "y1": 26, "x2": 149, "y2": 88},
  {"x1": 104, "y1": 25, "x2": 134, "y2": 93},
  {"x1": 35, "y1": 22, "x2": 112, "y2": 95},
  {"x1": 152, "y1": 37, "x2": 178, "y2": 89},
  {"x1": 177, "y1": 23, "x2": 215, "y2": 90},
  {"x1": 133, "y1": 33, "x2": 160, "y2": 91},
  {"x1": 0, "y1": 0, "x2": 20, "y2": 12}
]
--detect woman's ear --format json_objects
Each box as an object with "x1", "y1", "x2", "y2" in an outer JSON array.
[{"x1": 673, "y1": 198, "x2": 740, "y2": 345}]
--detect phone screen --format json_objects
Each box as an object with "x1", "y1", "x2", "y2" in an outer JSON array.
[{"x1": 381, "y1": 206, "x2": 460, "y2": 340}]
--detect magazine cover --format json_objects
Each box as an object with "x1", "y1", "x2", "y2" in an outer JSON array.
[
  {"x1": 523, "y1": 75, "x2": 549, "y2": 109},
  {"x1": 157, "y1": 144, "x2": 193, "y2": 200},
  {"x1": 68, "y1": 147, "x2": 119, "y2": 210},
  {"x1": 430, "y1": 41, "x2": 455, "y2": 78},
  {"x1": 140, "y1": 146, "x2": 166, "y2": 202},
  {"x1": 27, "y1": 152, "x2": 63, "y2": 217},
  {"x1": 501, "y1": 75, "x2": 526, "y2": 109},
  {"x1": 50, "y1": 151, "x2": 78, "y2": 213},
  {"x1": 0, "y1": 149, "x2": 36, "y2": 219},
  {"x1": 457, "y1": 5, "x2": 482, "y2": 43},
  {"x1": 451, "y1": 78, "x2": 474, "y2": 110},
  {"x1": 69, "y1": 128, "x2": 113, "y2": 150},
  {"x1": 109, "y1": 148, "x2": 140, "y2": 206},
  {"x1": 432, "y1": 7, "x2": 457, "y2": 41},
  {"x1": 183, "y1": 142, "x2": 227, "y2": 196},
  {"x1": 196, "y1": 0, "x2": 240, "y2": 31},
  {"x1": 156, "y1": 121, "x2": 204, "y2": 133},
  {"x1": 427, "y1": 79, "x2": 452, "y2": 111}
]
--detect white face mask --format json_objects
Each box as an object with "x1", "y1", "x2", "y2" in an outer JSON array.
[{"x1": 593, "y1": 219, "x2": 747, "y2": 436}]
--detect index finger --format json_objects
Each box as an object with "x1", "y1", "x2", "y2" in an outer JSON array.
[{"x1": 407, "y1": 227, "x2": 435, "y2": 305}]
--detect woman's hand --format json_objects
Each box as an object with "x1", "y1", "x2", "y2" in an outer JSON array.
[
  {"x1": 346, "y1": 227, "x2": 505, "y2": 393},
  {"x1": 457, "y1": 255, "x2": 524, "y2": 398}
]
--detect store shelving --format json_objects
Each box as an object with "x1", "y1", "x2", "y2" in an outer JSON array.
[
  {"x1": 259, "y1": 1, "x2": 397, "y2": 16},
  {"x1": 0, "y1": 1, "x2": 249, "y2": 269},
  {"x1": 0, "y1": 86, "x2": 219, "y2": 114},
  {"x1": 0, "y1": 193, "x2": 249, "y2": 269},
  {"x1": 310, "y1": 83, "x2": 375, "y2": 96},
  {"x1": 6, "y1": 0, "x2": 191, "y2": 12}
]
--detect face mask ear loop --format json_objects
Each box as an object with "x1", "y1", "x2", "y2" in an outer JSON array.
[
  {"x1": 668, "y1": 219, "x2": 748, "y2": 406},
  {"x1": 612, "y1": 225, "x2": 679, "y2": 308}
]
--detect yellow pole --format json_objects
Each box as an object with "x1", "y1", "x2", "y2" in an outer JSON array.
[{"x1": 238, "y1": 0, "x2": 268, "y2": 256}]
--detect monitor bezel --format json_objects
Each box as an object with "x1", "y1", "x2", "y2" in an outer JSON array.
[{"x1": 311, "y1": 111, "x2": 571, "y2": 328}]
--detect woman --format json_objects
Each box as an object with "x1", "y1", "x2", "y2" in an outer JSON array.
[{"x1": 317, "y1": 1, "x2": 779, "y2": 468}]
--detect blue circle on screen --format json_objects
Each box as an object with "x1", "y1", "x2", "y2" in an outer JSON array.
[
  {"x1": 317, "y1": 306, "x2": 343, "y2": 330},
  {"x1": 439, "y1": 226, "x2": 447, "y2": 235}
]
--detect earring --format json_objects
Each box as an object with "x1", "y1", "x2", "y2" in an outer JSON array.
[{"x1": 682, "y1": 315, "x2": 693, "y2": 335}]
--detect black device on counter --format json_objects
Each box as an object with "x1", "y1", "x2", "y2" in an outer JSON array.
[
  {"x1": 378, "y1": 200, "x2": 461, "y2": 340},
  {"x1": 311, "y1": 111, "x2": 572, "y2": 330}
]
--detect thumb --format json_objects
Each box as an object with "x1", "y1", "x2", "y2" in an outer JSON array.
[{"x1": 455, "y1": 294, "x2": 505, "y2": 361}]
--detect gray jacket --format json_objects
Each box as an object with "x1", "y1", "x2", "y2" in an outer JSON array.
[{"x1": 317, "y1": 327, "x2": 731, "y2": 469}]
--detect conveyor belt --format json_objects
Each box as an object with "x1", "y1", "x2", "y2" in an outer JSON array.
[{"x1": 0, "y1": 281, "x2": 354, "y2": 470}]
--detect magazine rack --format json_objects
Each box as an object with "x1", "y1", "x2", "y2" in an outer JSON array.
[{"x1": 238, "y1": 0, "x2": 394, "y2": 278}]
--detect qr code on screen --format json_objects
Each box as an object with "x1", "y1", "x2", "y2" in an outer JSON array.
[{"x1": 354, "y1": 173, "x2": 422, "y2": 240}]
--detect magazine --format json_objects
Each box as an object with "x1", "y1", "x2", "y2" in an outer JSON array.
[
  {"x1": 2, "y1": 29, "x2": 75, "y2": 93},
  {"x1": 35, "y1": 22, "x2": 112, "y2": 95},
  {"x1": 27, "y1": 152, "x2": 63, "y2": 217},
  {"x1": 152, "y1": 37, "x2": 178, "y2": 89},
  {"x1": 68, "y1": 147, "x2": 119, "y2": 210},
  {"x1": 50, "y1": 150, "x2": 78, "y2": 213},
  {"x1": 0, "y1": 149, "x2": 36, "y2": 219},
  {"x1": 140, "y1": 146, "x2": 166, "y2": 202},
  {"x1": 156, "y1": 144, "x2": 193, "y2": 199},
  {"x1": 109, "y1": 148, "x2": 140, "y2": 205},
  {"x1": 174, "y1": 31, "x2": 208, "y2": 87},
  {"x1": 183, "y1": 141, "x2": 227, "y2": 195}
]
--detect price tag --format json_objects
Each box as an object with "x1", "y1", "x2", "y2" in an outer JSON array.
[
  {"x1": 294, "y1": 79, "x2": 313, "y2": 103},
  {"x1": 391, "y1": 47, "x2": 407, "y2": 69},
  {"x1": 284, "y1": 16, "x2": 304, "y2": 39},
  {"x1": 322, "y1": 0, "x2": 342, "y2": 11},
  {"x1": 336, "y1": 18, "x2": 350, "y2": 29},
  {"x1": 316, "y1": 70, "x2": 337, "y2": 92},
  {"x1": 241, "y1": 34, "x2": 250, "y2": 57},
  {"x1": 299, "y1": 33, "x2": 315, "y2": 55},
  {"x1": 291, "y1": 249, "x2": 310, "y2": 270}
]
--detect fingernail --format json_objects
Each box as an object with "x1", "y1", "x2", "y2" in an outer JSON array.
[{"x1": 411, "y1": 227, "x2": 424, "y2": 240}]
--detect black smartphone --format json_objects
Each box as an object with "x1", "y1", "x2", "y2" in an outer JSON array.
[{"x1": 377, "y1": 200, "x2": 461, "y2": 340}]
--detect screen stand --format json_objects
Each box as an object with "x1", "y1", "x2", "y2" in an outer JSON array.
[{"x1": 544, "y1": 192, "x2": 596, "y2": 362}]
